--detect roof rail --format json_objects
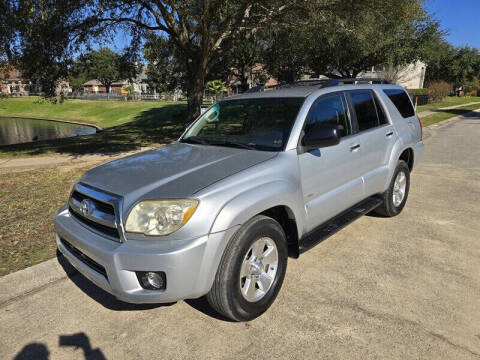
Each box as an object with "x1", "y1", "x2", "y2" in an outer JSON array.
[
  {"x1": 326, "y1": 78, "x2": 390, "y2": 85},
  {"x1": 244, "y1": 77, "x2": 391, "y2": 93}
]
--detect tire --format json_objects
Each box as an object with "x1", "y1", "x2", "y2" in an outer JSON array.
[
  {"x1": 374, "y1": 160, "x2": 410, "y2": 217},
  {"x1": 207, "y1": 215, "x2": 288, "y2": 321}
]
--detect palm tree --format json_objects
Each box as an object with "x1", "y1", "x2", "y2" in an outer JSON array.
[{"x1": 207, "y1": 80, "x2": 227, "y2": 101}]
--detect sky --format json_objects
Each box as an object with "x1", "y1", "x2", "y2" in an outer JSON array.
[{"x1": 425, "y1": 0, "x2": 480, "y2": 48}]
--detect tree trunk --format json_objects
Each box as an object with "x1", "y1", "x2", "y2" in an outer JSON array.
[{"x1": 186, "y1": 69, "x2": 204, "y2": 122}]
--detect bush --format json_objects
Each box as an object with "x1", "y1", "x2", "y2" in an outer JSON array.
[
  {"x1": 407, "y1": 88, "x2": 428, "y2": 97},
  {"x1": 427, "y1": 81, "x2": 451, "y2": 103}
]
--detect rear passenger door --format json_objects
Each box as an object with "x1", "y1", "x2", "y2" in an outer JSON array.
[{"x1": 347, "y1": 90, "x2": 397, "y2": 196}]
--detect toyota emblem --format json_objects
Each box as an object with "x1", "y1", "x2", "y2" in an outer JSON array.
[{"x1": 80, "y1": 199, "x2": 95, "y2": 217}]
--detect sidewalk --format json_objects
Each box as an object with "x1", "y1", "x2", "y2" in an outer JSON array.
[
  {"x1": 0, "y1": 146, "x2": 156, "y2": 173},
  {"x1": 418, "y1": 101, "x2": 480, "y2": 118}
]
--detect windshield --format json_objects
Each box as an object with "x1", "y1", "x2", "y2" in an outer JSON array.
[{"x1": 181, "y1": 97, "x2": 304, "y2": 151}]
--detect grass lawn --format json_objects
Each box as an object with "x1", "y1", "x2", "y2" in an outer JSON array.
[
  {"x1": 0, "y1": 97, "x2": 187, "y2": 128},
  {"x1": 0, "y1": 97, "x2": 188, "y2": 158},
  {"x1": 417, "y1": 96, "x2": 480, "y2": 113},
  {"x1": 0, "y1": 166, "x2": 88, "y2": 276},
  {"x1": 420, "y1": 103, "x2": 480, "y2": 126}
]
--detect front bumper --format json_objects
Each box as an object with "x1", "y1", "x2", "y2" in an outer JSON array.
[{"x1": 55, "y1": 206, "x2": 238, "y2": 303}]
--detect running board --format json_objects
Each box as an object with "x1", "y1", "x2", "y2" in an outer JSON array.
[{"x1": 298, "y1": 195, "x2": 384, "y2": 254}]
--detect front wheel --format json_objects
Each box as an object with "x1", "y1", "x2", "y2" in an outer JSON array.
[
  {"x1": 374, "y1": 160, "x2": 410, "y2": 217},
  {"x1": 207, "y1": 215, "x2": 288, "y2": 321}
]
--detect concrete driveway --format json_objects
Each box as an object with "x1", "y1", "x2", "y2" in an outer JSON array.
[{"x1": 1, "y1": 113, "x2": 479, "y2": 360}]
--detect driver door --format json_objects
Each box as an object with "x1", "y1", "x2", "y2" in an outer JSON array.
[{"x1": 298, "y1": 92, "x2": 365, "y2": 232}]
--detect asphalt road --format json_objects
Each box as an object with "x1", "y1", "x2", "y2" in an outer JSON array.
[{"x1": 1, "y1": 113, "x2": 479, "y2": 360}]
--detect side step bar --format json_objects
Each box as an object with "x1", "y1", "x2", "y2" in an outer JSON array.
[{"x1": 298, "y1": 195, "x2": 384, "y2": 254}]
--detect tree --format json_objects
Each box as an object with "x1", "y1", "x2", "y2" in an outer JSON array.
[
  {"x1": 8, "y1": 0, "x2": 318, "y2": 120},
  {"x1": 224, "y1": 34, "x2": 265, "y2": 91},
  {"x1": 261, "y1": 28, "x2": 307, "y2": 83},
  {"x1": 422, "y1": 40, "x2": 480, "y2": 87},
  {"x1": 143, "y1": 34, "x2": 182, "y2": 93},
  {"x1": 83, "y1": 48, "x2": 133, "y2": 94},
  {"x1": 306, "y1": 0, "x2": 440, "y2": 78},
  {"x1": 450, "y1": 46, "x2": 480, "y2": 87},
  {"x1": 207, "y1": 80, "x2": 227, "y2": 100}
]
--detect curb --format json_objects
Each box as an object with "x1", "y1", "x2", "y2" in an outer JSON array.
[{"x1": 0, "y1": 254, "x2": 77, "y2": 306}]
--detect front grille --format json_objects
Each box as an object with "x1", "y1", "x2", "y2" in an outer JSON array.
[
  {"x1": 71, "y1": 190, "x2": 115, "y2": 215},
  {"x1": 60, "y1": 238, "x2": 107, "y2": 278},
  {"x1": 69, "y1": 207, "x2": 120, "y2": 239},
  {"x1": 68, "y1": 184, "x2": 121, "y2": 241}
]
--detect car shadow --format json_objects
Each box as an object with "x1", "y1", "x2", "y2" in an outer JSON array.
[{"x1": 56, "y1": 251, "x2": 175, "y2": 311}]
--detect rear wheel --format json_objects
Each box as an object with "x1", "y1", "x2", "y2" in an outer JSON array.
[
  {"x1": 375, "y1": 160, "x2": 410, "y2": 217},
  {"x1": 207, "y1": 215, "x2": 288, "y2": 321}
]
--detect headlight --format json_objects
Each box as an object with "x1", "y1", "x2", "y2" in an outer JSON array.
[{"x1": 125, "y1": 199, "x2": 198, "y2": 236}]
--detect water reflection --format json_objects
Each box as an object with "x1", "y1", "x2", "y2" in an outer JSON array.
[{"x1": 0, "y1": 117, "x2": 97, "y2": 146}]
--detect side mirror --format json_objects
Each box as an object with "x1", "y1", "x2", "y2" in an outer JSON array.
[{"x1": 301, "y1": 123, "x2": 340, "y2": 152}]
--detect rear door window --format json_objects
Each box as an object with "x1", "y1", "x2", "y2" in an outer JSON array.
[
  {"x1": 349, "y1": 91, "x2": 380, "y2": 132},
  {"x1": 383, "y1": 89, "x2": 415, "y2": 118}
]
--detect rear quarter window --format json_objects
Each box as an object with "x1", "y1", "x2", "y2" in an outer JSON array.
[{"x1": 383, "y1": 89, "x2": 415, "y2": 118}]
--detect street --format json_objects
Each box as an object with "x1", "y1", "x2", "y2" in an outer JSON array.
[{"x1": 1, "y1": 113, "x2": 479, "y2": 360}]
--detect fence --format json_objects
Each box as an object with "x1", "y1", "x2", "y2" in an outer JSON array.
[{"x1": 65, "y1": 93, "x2": 186, "y2": 101}]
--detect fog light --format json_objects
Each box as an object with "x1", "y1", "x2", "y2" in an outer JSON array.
[{"x1": 137, "y1": 271, "x2": 166, "y2": 290}]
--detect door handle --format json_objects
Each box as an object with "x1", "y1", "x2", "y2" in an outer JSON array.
[
  {"x1": 350, "y1": 144, "x2": 360, "y2": 152},
  {"x1": 386, "y1": 131, "x2": 394, "y2": 137}
]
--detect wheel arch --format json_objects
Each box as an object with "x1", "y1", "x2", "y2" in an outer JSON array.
[
  {"x1": 399, "y1": 147, "x2": 414, "y2": 171},
  {"x1": 209, "y1": 181, "x2": 304, "y2": 258}
]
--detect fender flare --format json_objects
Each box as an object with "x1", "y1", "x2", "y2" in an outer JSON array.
[
  {"x1": 209, "y1": 180, "x2": 305, "y2": 237},
  {"x1": 383, "y1": 139, "x2": 411, "y2": 191}
]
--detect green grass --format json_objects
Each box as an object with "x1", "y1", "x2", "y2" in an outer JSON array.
[
  {"x1": 420, "y1": 103, "x2": 480, "y2": 127},
  {"x1": 0, "y1": 167, "x2": 87, "y2": 276},
  {"x1": 0, "y1": 97, "x2": 187, "y2": 128},
  {"x1": 417, "y1": 96, "x2": 480, "y2": 113},
  {"x1": 0, "y1": 97, "x2": 188, "y2": 158}
]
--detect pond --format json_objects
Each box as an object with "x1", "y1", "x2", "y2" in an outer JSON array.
[{"x1": 0, "y1": 117, "x2": 97, "y2": 146}]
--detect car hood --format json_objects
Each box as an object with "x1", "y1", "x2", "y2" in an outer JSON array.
[{"x1": 80, "y1": 142, "x2": 277, "y2": 206}]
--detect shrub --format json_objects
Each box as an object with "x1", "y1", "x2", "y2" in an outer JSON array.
[
  {"x1": 427, "y1": 81, "x2": 451, "y2": 103},
  {"x1": 407, "y1": 88, "x2": 428, "y2": 97}
]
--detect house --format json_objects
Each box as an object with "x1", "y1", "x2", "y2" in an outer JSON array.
[
  {"x1": 226, "y1": 63, "x2": 278, "y2": 95},
  {"x1": 83, "y1": 66, "x2": 150, "y2": 95},
  {"x1": 359, "y1": 61, "x2": 427, "y2": 89},
  {"x1": 0, "y1": 64, "x2": 71, "y2": 95},
  {"x1": 1, "y1": 65, "x2": 32, "y2": 95}
]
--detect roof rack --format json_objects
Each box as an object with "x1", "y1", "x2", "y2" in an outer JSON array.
[
  {"x1": 327, "y1": 78, "x2": 390, "y2": 85},
  {"x1": 250, "y1": 77, "x2": 390, "y2": 93}
]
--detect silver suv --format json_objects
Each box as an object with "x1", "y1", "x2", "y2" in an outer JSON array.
[{"x1": 55, "y1": 80, "x2": 424, "y2": 321}]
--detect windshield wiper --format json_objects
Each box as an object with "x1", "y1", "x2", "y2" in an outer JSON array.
[
  {"x1": 181, "y1": 136, "x2": 210, "y2": 145},
  {"x1": 212, "y1": 140, "x2": 257, "y2": 150},
  {"x1": 182, "y1": 137, "x2": 258, "y2": 150}
]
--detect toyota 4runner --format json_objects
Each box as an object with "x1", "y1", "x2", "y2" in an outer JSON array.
[{"x1": 55, "y1": 79, "x2": 424, "y2": 321}]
